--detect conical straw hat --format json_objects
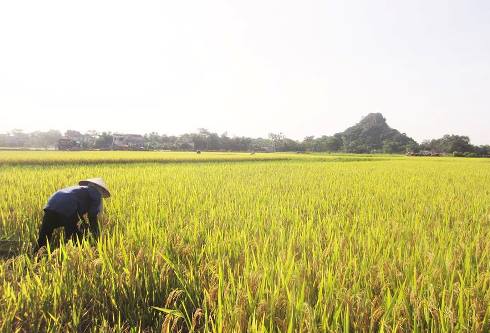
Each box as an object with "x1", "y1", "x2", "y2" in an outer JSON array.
[{"x1": 79, "y1": 178, "x2": 111, "y2": 198}]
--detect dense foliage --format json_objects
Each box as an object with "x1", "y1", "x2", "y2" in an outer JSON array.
[
  {"x1": 420, "y1": 135, "x2": 490, "y2": 156},
  {"x1": 333, "y1": 113, "x2": 417, "y2": 153},
  {"x1": 1, "y1": 114, "x2": 488, "y2": 155}
]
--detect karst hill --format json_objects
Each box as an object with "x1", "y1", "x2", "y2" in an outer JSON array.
[{"x1": 336, "y1": 113, "x2": 417, "y2": 153}]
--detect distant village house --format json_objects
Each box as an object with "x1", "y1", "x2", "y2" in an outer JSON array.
[{"x1": 112, "y1": 134, "x2": 145, "y2": 150}]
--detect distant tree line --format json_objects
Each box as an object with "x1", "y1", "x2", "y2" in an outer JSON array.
[
  {"x1": 418, "y1": 135, "x2": 490, "y2": 157},
  {"x1": 0, "y1": 129, "x2": 63, "y2": 149},
  {"x1": 1, "y1": 114, "x2": 488, "y2": 156}
]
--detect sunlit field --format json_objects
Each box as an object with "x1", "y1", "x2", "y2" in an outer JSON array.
[
  {"x1": 1, "y1": 152, "x2": 489, "y2": 332},
  {"x1": 0, "y1": 150, "x2": 396, "y2": 165},
  {"x1": 0, "y1": 150, "x2": 290, "y2": 165}
]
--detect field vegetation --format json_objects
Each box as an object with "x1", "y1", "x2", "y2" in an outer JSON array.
[
  {"x1": 0, "y1": 151, "x2": 291, "y2": 165},
  {"x1": 0, "y1": 152, "x2": 489, "y2": 332}
]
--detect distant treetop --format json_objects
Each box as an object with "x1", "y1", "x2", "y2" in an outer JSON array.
[{"x1": 0, "y1": 114, "x2": 488, "y2": 156}]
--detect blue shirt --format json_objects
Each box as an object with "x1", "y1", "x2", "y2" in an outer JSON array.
[{"x1": 44, "y1": 186, "x2": 102, "y2": 218}]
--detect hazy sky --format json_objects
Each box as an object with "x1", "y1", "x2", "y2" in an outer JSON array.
[{"x1": 1, "y1": 0, "x2": 489, "y2": 144}]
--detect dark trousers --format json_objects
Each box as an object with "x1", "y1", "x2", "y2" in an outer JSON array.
[{"x1": 37, "y1": 210, "x2": 82, "y2": 249}]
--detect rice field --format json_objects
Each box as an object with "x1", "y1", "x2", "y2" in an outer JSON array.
[
  {"x1": 0, "y1": 151, "x2": 291, "y2": 165},
  {"x1": 0, "y1": 151, "x2": 489, "y2": 332}
]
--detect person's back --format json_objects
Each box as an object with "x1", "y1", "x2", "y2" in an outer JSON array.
[
  {"x1": 36, "y1": 178, "x2": 110, "y2": 251},
  {"x1": 45, "y1": 185, "x2": 102, "y2": 219}
]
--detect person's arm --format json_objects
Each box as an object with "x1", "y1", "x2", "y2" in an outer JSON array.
[
  {"x1": 87, "y1": 188, "x2": 102, "y2": 239},
  {"x1": 88, "y1": 213, "x2": 99, "y2": 239}
]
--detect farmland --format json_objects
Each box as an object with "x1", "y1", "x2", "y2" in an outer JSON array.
[{"x1": 0, "y1": 152, "x2": 489, "y2": 332}]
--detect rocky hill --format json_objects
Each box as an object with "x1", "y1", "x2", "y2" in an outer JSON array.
[{"x1": 336, "y1": 113, "x2": 417, "y2": 153}]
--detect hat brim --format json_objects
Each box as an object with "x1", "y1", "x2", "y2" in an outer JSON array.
[{"x1": 79, "y1": 180, "x2": 111, "y2": 198}]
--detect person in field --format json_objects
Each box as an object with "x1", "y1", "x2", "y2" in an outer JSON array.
[{"x1": 36, "y1": 178, "x2": 110, "y2": 251}]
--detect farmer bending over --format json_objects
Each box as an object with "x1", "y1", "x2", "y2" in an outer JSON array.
[{"x1": 36, "y1": 178, "x2": 110, "y2": 250}]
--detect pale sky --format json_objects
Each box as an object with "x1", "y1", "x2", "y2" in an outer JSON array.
[{"x1": 0, "y1": 0, "x2": 489, "y2": 144}]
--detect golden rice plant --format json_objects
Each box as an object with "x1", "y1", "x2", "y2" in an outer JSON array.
[{"x1": 0, "y1": 152, "x2": 489, "y2": 332}]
